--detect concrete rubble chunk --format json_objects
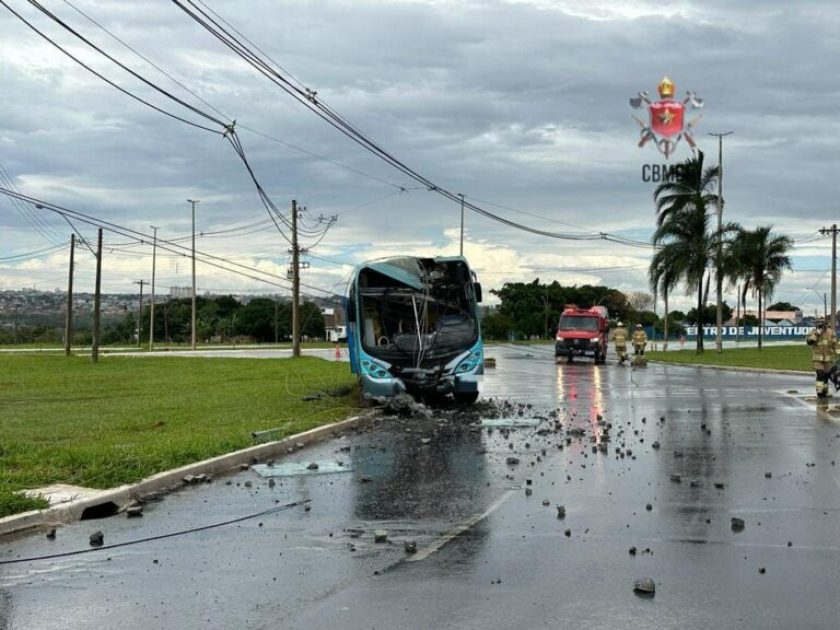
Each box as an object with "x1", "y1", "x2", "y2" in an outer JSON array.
[
  {"x1": 404, "y1": 540, "x2": 417, "y2": 554},
  {"x1": 506, "y1": 456, "x2": 520, "y2": 466},
  {"x1": 89, "y1": 531, "x2": 104, "y2": 547},
  {"x1": 46, "y1": 528, "x2": 57, "y2": 540},
  {"x1": 307, "y1": 462, "x2": 320, "y2": 471},
  {"x1": 764, "y1": 472, "x2": 772, "y2": 478},
  {"x1": 731, "y1": 517, "x2": 745, "y2": 531},
  {"x1": 633, "y1": 577, "x2": 655, "y2": 595},
  {"x1": 670, "y1": 474, "x2": 682, "y2": 483},
  {"x1": 556, "y1": 505, "x2": 566, "y2": 519},
  {"x1": 564, "y1": 529, "x2": 571, "y2": 537},
  {"x1": 542, "y1": 499, "x2": 550, "y2": 506},
  {"x1": 374, "y1": 529, "x2": 388, "y2": 543},
  {"x1": 651, "y1": 441, "x2": 660, "y2": 449},
  {"x1": 126, "y1": 505, "x2": 144, "y2": 518},
  {"x1": 629, "y1": 546, "x2": 637, "y2": 555}
]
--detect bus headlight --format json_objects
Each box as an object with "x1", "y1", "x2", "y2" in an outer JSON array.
[
  {"x1": 361, "y1": 359, "x2": 390, "y2": 379},
  {"x1": 455, "y1": 350, "x2": 482, "y2": 374}
]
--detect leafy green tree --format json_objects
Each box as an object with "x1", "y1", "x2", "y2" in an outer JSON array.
[
  {"x1": 686, "y1": 303, "x2": 733, "y2": 326},
  {"x1": 300, "y1": 301, "x2": 326, "y2": 339},
  {"x1": 236, "y1": 298, "x2": 280, "y2": 342},
  {"x1": 767, "y1": 301, "x2": 798, "y2": 312},
  {"x1": 482, "y1": 310, "x2": 515, "y2": 340}
]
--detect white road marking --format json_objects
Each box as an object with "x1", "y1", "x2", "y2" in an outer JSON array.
[{"x1": 406, "y1": 489, "x2": 516, "y2": 562}]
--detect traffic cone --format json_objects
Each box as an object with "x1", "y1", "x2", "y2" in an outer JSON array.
[{"x1": 334, "y1": 344, "x2": 341, "y2": 359}]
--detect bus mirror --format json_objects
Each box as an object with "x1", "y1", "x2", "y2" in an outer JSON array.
[{"x1": 474, "y1": 283, "x2": 483, "y2": 303}]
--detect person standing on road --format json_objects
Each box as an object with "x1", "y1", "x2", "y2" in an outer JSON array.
[
  {"x1": 633, "y1": 324, "x2": 648, "y2": 356},
  {"x1": 613, "y1": 321, "x2": 629, "y2": 364},
  {"x1": 806, "y1": 317, "x2": 839, "y2": 399}
]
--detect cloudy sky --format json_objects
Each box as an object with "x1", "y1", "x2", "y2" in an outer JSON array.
[{"x1": 1, "y1": 0, "x2": 838, "y2": 312}]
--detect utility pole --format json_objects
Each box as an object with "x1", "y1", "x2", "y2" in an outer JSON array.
[
  {"x1": 65, "y1": 234, "x2": 75, "y2": 356},
  {"x1": 133, "y1": 280, "x2": 147, "y2": 347},
  {"x1": 91, "y1": 228, "x2": 103, "y2": 363},
  {"x1": 819, "y1": 224, "x2": 838, "y2": 330},
  {"x1": 709, "y1": 131, "x2": 733, "y2": 353},
  {"x1": 735, "y1": 283, "x2": 740, "y2": 344},
  {"x1": 291, "y1": 200, "x2": 301, "y2": 358},
  {"x1": 187, "y1": 199, "x2": 199, "y2": 350},
  {"x1": 149, "y1": 225, "x2": 158, "y2": 350},
  {"x1": 458, "y1": 193, "x2": 465, "y2": 257},
  {"x1": 274, "y1": 298, "x2": 279, "y2": 344}
]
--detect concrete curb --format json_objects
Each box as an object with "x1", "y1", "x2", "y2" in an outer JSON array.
[
  {"x1": 0, "y1": 412, "x2": 376, "y2": 539},
  {"x1": 648, "y1": 360, "x2": 810, "y2": 377}
]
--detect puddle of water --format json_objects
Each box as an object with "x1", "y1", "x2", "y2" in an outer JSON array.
[
  {"x1": 251, "y1": 462, "x2": 353, "y2": 478},
  {"x1": 480, "y1": 417, "x2": 541, "y2": 428}
]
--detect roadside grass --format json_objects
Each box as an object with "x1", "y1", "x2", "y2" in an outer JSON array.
[
  {"x1": 647, "y1": 344, "x2": 812, "y2": 372},
  {"x1": 0, "y1": 341, "x2": 339, "y2": 351},
  {"x1": 0, "y1": 354, "x2": 359, "y2": 518}
]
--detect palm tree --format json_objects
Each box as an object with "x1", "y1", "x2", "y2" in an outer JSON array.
[
  {"x1": 651, "y1": 205, "x2": 714, "y2": 352},
  {"x1": 649, "y1": 248, "x2": 681, "y2": 350},
  {"x1": 728, "y1": 226, "x2": 793, "y2": 350},
  {"x1": 652, "y1": 151, "x2": 720, "y2": 353}
]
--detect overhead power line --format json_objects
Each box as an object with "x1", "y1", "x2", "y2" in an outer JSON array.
[{"x1": 0, "y1": 186, "x2": 339, "y2": 299}]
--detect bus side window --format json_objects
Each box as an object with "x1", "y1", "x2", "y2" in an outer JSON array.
[
  {"x1": 346, "y1": 289, "x2": 356, "y2": 322},
  {"x1": 474, "y1": 282, "x2": 483, "y2": 303}
]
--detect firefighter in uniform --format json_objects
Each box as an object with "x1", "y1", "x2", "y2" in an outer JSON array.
[
  {"x1": 613, "y1": 321, "x2": 629, "y2": 364},
  {"x1": 806, "y1": 317, "x2": 838, "y2": 399},
  {"x1": 633, "y1": 324, "x2": 648, "y2": 356}
]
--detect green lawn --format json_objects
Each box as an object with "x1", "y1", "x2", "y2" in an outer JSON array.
[
  {"x1": 0, "y1": 354, "x2": 359, "y2": 517},
  {"x1": 0, "y1": 340, "x2": 339, "y2": 351},
  {"x1": 647, "y1": 344, "x2": 812, "y2": 372}
]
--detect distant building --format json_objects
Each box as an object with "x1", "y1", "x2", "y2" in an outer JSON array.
[
  {"x1": 169, "y1": 286, "x2": 194, "y2": 298},
  {"x1": 745, "y1": 309, "x2": 803, "y2": 324}
]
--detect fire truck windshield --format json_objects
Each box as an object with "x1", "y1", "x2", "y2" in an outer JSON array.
[{"x1": 558, "y1": 315, "x2": 599, "y2": 332}]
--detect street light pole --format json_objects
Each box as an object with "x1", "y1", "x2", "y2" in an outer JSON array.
[
  {"x1": 187, "y1": 199, "x2": 199, "y2": 350},
  {"x1": 149, "y1": 225, "x2": 158, "y2": 351},
  {"x1": 708, "y1": 131, "x2": 733, "y2": 354},
  {"x1": 458, "y1": 193, "x2": 465, "y2": 257}
]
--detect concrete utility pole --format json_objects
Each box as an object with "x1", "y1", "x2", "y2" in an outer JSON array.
[
  {"x1": 291, "y1": 200, "x2": 301, "y2": 358},
  {"x1": 187, "y1": 199, "x2": 199, "y2": 350},
  {"x1": 819, "y1": 224, "x2": 838, "y2": 330},
  {"x1": 149, "y1": 225, "x2": 158, "y2": 350},
  {"x1": 458, "y1": 193, "x2": 465, "y2": 257},
  {"x1": 92, "y1": 228, "x2": 103, "y2": 364},
  {"x1": 133, "y1": 280, "x2": 147, "y2": 347},
  {"x1": 708, "y1": 131, "x2": 733, "y2": 353},
  {"x1": 65, "y1": 234, "x2": 75, "y2": 356}
]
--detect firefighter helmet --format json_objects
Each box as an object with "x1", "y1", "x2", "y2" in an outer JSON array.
[{"x1": 636, "y1": 324, "x2": 643, "y2": 328}]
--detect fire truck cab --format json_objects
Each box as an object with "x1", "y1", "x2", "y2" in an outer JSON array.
[{"x1": 554, "y1": 305, "x2": 609, "y2": 364}]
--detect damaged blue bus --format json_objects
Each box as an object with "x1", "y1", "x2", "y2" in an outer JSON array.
[{"x1": 345, "y1": 256, "x2": 484, "y2": 403}]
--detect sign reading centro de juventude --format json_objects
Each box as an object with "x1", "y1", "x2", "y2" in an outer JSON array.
[{"x1": 684, "y1": 325, "x2": 813, "y2": 340}]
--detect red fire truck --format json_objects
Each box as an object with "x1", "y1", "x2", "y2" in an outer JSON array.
[{"x1": 554, "y1": 305, "x2": 610, "y2": 364}]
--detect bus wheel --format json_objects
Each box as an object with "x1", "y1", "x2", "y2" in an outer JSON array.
[{"x1": 454, "y1": 391, "x2": 479, "y2": 404}]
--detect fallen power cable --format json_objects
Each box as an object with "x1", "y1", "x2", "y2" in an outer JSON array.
[{"x1": 0, "y1": 498, "x2": 309, "y2": 565}]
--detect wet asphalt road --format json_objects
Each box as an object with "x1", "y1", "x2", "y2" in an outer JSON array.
[{"x1": 2, "y1": 346, "x2": 839, "y2": 629}]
